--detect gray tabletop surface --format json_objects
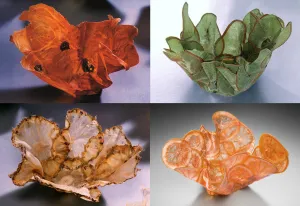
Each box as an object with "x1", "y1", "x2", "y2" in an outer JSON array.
[
  {"x1": 0, "y1": 0, "x2": 150, "y2": 103},
  {"x1": 151, "y1": 0, "x2": 300, "y2": 103},
  {"x1": 151, "y1": 104, "x2": 300, "y2": 206},
  {"x1": 0, "y1": 104, "x2": 150, "y2": 206}
]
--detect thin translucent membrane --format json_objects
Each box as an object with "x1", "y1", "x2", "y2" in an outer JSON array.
[
  {"x1": 10, "y1": 3, "x2": 139, "y2": 97},
  {"x1": 10, "y1": 109, "x2": 142, "y2": 202},
  {"x1": 162, "y1": 111, "x2": 289, "y2": 195}
]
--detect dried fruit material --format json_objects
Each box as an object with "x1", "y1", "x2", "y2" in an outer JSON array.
[
  {"x1": 162, "y1": 111, "x2": 289, "y2": 195},
  {"x1": 10, "y1": 109, "x2": 142, "y2": 202},
  {"x1": 10, "y1": 3, "x2": 139, "y2": 97},
  {"x1": 164, "y1": 3, "x2": 292, "y2": 96}
]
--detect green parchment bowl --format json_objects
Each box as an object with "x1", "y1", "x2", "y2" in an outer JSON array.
[{"x1": 164, "y1": 2, "x2": 292, "y2": 97}]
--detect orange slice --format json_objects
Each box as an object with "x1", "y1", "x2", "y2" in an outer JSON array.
[
  {"x1": 207, "y1": 160, "x2": 225, "y2": 185},
  {"x1": 162, "y1": 112, "x2": 289, "y2": 196},
  {"x1": 162, "y1": 138, "x2": 192, "y2": 169},
  {"x1": 223, "y1": 141, "x2": 236, "y2": 155},
  {"x1": 275, "y1": 157, "x2": 289, "y2": 173},
  {"x1": 213, "y1": 111, "x2": 255, "y2": 153},
  {"x1": 212, "y1": 111, "x2": 239, "y2": 130},
  {"x1": 219, "y1": 122, "x2": 240, "y2": 141},
  {"x1": 188, "y1": 149, "x2": 202, "y2": 168},
  {"x1": 183, "y1": 130, "x2": 205, "y2": 152},
  {"x1": 244, "y1": 156, "x2": 277, "y2": 180},
  {"x1": 252, "y1": 146, "x2": 262, "y2": 157},
  {"x1": 259, "y1": 134, "x2": 288, "y2": 164},
  {"x1": 228, "y1": 164, "x2": 253, "y2": 185}
]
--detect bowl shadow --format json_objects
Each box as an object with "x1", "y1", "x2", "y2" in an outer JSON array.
[
  {"x1": 0, "y1": 183, "x2": 106, "y2": 206},
  {"x1": 190, "y1": 187, "x2": 268, "y2": 206}
]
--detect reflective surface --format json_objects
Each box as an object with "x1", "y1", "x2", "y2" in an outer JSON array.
[
  {"x1": 0, "y1": 0, "x2": 150, "y2": 103},
  {"x1": 0, "y1": 104, "x2": 150, "y2": 206},
  {"x1": 151, "y1": 0, "x2": 300, "y2": 103}
]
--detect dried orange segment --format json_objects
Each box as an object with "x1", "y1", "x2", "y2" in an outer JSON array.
[
  {"x1": 222, "y1": 153, "x2": 249, "y2": 170},
  {"x1": 214, "y1": 175, "x2": 233, "y2": 195},
  {"x1": 199, "y1": 125, "x2": 209, "y2": 134},
  {"x1": 219, "y1": 122, "x2": 240, "y2": 141},
  {"x1": 214, "y1": 145, "x2": 229, "y2": 161},
  {"x1": 197, "y1": 166, "x2": 209, "y2": 186},
  {"x1": 252, "y1": 146, "x2": 262, "y2": 157},
  {"x1": 205, "y1": 135, "x2": 220, "y2": 159},
  {"x1": 243, "y1": 156, "x2": 277, "y2": 180},
  {"x1": 162, "y1": 111, "x2": 289, "y2": 196},
  {"x1": 189, "y1": 150, "x2": 202, "y2": 168},
  {"x1": 228, "y1": 164, "x2": 253, "y2": 185},
  {"x1": 206, "y1": 190, "x2": 217, "y2": 195},
  {"x1": 183, "y1": 130, "x2": 205, "y2": 152},
  {"x1": 207, "y1": 160, "x2": 225, "y2": 185},
  {"x1": 251, "y1": 147, "x2": 285, "y2": 173},
  {"x1": 259, "y1": 134, "x2": 288, "y2": 164},
  {"x1": 223, "y1": 141, "x2": 236, "y2": 155},
  {"x1": 212, "y1": 111, "x2": 239, "y2": 130},
  {"x1": 175, "y1": 167, "x2": 200, "y2": 181},
  {"x1": 202, "y1": 160, "x2": 225, "y2": 193},
  {"x1": 200, "y1": 125, "x2": 219, "y2": 158},
  {"x1": 171, "y1": 149, "x2": 203, "y2": 182},
  {"x1": 275, "y1": 157, "x2": 289, "y2": 173},
  {"x1": 226, "y1": 123, "x2": 255, "y2": 153},
  {"x1": 253, "y1": 147, "x2": 288, "y2": 174},
  {"x1": 162, "y1": 139, "x2": 192, "y2": 169},
  {"x1": 213, "y1": 111, "x2": 255, "y2": 153}
]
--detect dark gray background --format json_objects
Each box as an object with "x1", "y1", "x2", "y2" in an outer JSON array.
[
  {"x1": 151, "y1": 0, "x2": 300, "y2": 103},
  {"x1": 0, "y1": 0, "x2": 150, "y2": 103},
  {"x1": 0, "y1": 104, "x2": 150, "y2": 206},
  {"x1": 151, "y1": 104, "x2": 300, "y2": 206}
]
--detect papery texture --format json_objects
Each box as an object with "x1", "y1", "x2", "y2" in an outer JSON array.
[
  {"x1": 10, "y1": 4, "x2": 139, "y2": 97},
  {"x1": 162, "y1": 111, "x2": 289, "y2": 195},
  {"x1": 10, "y1": 109, "x2": 142, "y2": 202}
]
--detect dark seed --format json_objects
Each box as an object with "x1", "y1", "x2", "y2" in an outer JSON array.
[
  {"x1": 60, "y1": 41, "x2": 70, "y2": 51},
  {"x1": 34, "y1": 65, "x2": 43, "y2": 72},
  {"x1": 82, "y1": 58, "x2": 95, "y2": 72}
]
